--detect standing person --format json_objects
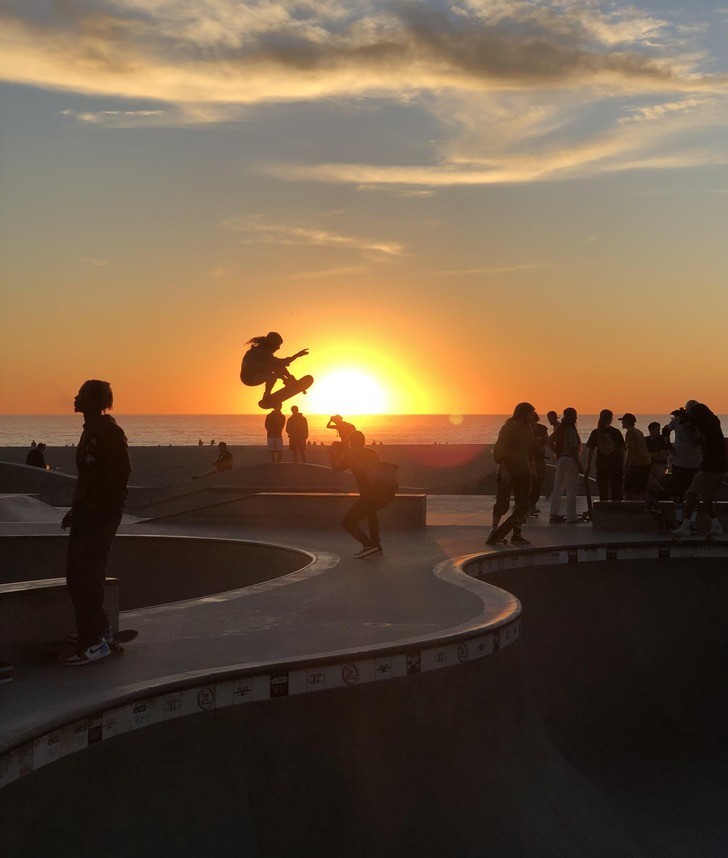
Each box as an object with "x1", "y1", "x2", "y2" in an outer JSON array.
[
  {"x1": 549, "y1": 407, "x2": 582, "y2": 523},
  {"x1": 645, "y1": 421, "x2": 669, "y2": 489},
  {"x1": 331, "y1": 430, "x2": 397, "y2": 558},
  {"x1": 546, "y1": 411, "x2": 561, "y2": 434},
  {"x1": 662, "y1": 401, "x2": 703, "y2": 527},
  {"x1": 487, "y1": 402, "x2": 536, "y2": 546},
  {"x1": 619, "y1": 413, "x2": 652, "y2": 500},
  {"x1": 265, "y1": 405, "x2": 285, "y2": 463},
  {"x1": 286, "y1": 405, "x2": 309, "y2": 463},
  {"x1": 584, "y1": 410, "x2": 626, "y2": 501},
  {"x1": 529, "y1": 414, "x2": 549, "y2": 514},
  {"x1": 240, "y1": 331, "x2": 309, "y2": 409},
  {"x1": 60, "y1": 380, "x2": 131, "y2": 665},
  {"x1": 673, "y1": 403, "x2": 727, "y2": 538},
  {"x1": 26, "y1": 442, "x2": 48, "y2": 469}
]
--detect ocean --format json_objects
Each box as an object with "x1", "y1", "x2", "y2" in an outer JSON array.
[{"x1": 2, "y1": 413, "x2": 723, "y2": 448}]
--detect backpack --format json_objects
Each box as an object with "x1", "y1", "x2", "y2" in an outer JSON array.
[
  {"x1": 597, "y1": 430, "x2": 616, "y2": 456},
  {"x1": 363, "y1": 461, "x2": 399, "y2": 507}
]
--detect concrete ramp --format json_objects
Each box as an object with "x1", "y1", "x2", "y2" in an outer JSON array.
[
  {"x1": 0, "y1": 494, "x2": 64, "y2": 523},
  {"x1": 0, "y1": 463, "x2": 76, "y2": 506}
]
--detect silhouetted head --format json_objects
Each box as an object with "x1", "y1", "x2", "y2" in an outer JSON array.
[
  {"x1": 218, "y1": 441, "x2": 227, "y2": 449},
  {"x1": 265, "y1": 331, "x2": 283, "y2": 347},
  {"x1": 348, "y1": 430, "x2": 366, "y2": 449},
  {"x1": 330, "y1": 414, "x2": 342, "y2": 424},
  {"x1": 563, "y1": 407, "x2": 577, "y2": 420},
  {"x1": 74, "y1": 380, "x2": 113, "y2": 415},
  {"x1": 546, "y1": 410, "x2": 559, "y2": 425},
  {"x1": 598, "y1": 409, "x2": 613, "y2": 428},
  {"x1": 37, "y1": 442, "x2": 47, "y2": 451},
  {"x1": 291, "y1": 406, "x2": 299, "y2": 414},
  {"x1": 648, "y1": 422, "x2": 661, "y2": 434},
  {"x1": 685, "y1": 399, "x2": 699, "y2": 412},
  {"x1": 512, "y1": 402, "x2": 536, "y2": 422},
  {"x1": 619, "y1": 413, "x2": 636, "y2": 427}
]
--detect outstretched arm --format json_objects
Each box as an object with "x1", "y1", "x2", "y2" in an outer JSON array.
[{"x1": 284, "y1": 348, "x2": 309, "y2": 365}]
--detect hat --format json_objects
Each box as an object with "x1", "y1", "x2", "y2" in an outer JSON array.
[{"x1": 618, "y1": 413, "x2": 636, "y2": 423}]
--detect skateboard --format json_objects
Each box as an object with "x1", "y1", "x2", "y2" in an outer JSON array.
[
  {"x1": 485, "y1": 511, "x2": 523, "y2": 546},
  {"x1": 258, "y1": 375, "x2": 314, "y2": 409},
  {"x1": 645, "y1": 497, "x2": 676, "y2": 532},
  {"x1": 577, "y1": 474, "x2": 593, "y2": 523},
  {"x1": 34, "y1": 630, "x2": 138, "y2": 662}
]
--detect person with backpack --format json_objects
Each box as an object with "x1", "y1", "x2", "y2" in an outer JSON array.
[
  {"x1": 331, "y1": 430, "x2": 398, "y2": 558},
  {"x1": 662, "y1": 401, "x2": 703, "y2": 527},
  {"x1": 584, "y1": 409, "x2": 626, "y2": 501}
]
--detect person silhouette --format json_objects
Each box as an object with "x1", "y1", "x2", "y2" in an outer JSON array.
[
  {"x1": 286, "y1": 405, "x2": 309, "y2": 463},
  {"x1": 240, "y1": 332, "x2": 309, "y2": 409}
]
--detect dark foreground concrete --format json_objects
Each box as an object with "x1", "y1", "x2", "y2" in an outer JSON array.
[{"x1": 3, "y1": 555, "x2": 727, "y2": 857}]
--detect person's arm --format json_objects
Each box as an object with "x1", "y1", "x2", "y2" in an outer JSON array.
[{"x1": 284, "y1": 348, "x2": 309, "y2": 365}]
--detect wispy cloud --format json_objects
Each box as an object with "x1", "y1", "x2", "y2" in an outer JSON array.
[
  {"x1": 290, "y1": 266, "x2": 367, "y2": 281},
  {"x1": 436, "y1": 263, "x2": 550, "y2": 275},
  {"x1": 60, "y1": 108, "x2": 166, "y2": 127},
  {"x1": 73, "y1": 255, "x2": 109, "y2": 267},
  {"x1": 221, "y1": 217, "x2": 405, "y2": 256}
]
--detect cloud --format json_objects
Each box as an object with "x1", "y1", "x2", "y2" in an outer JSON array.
[
  {"x1": 221, "y1": 216, "x2": 405, "y2": 256},
  {"x1": 73, "y1": 255, "x2": 109, "y2": 267},
  {"x1": 60, "y1": 108, "x2": 166, "y2": 127},
  {"x1": 290, "y1": 266, "x2": 367, "y2": 281},
  {"x1": 436, "y1": 263, "x2": 549, "y2": 275}
]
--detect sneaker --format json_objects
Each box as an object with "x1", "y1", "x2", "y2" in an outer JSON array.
[
  {"x1": 60, "y1": 638, "x2": 110, "y2": 666},
  {"x1": 709, "y1": 521, "x2": 724, "y2": 537},
  {"x1": 673, "y1": 520, "x2": 692, "y2": 537},
  {"x1": 549, "y1": 515, "x2": 566, "y2": 523},
  {"x1": 353, "y1": 544, "x2": 383, "y2": 558},
  {"x1": 510, "y1": 533, "x2": 531, "y2": 545}
]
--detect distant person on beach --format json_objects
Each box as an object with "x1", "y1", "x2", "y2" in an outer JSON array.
[
  {"x1": 584, "y1": 410, "x2": 625, "y2": 501},
  {"x1": 286, "y1": 405, "x2": 309, "y2": 463},
  {"x1": 487, "y1": 403, "x2": 536, "y2": 546},
  {"x1": 662, "y1": 401, "x2": 703, "y2": 527},
  {"x1": 331, "y1": 430, "x2": 398, "y2": 558},
  {"x1": 549, "y1": 407, "x2": 582, "y2": 523},
  {"x1": 194, "y1": 442, "x2": 234, "y2": 478},
  {"x1": 673, "y1": 403, "x2": 726, "y2": 539},
  {"x1": 26, "y1": 442, "x2": 48, "y2": 469},
  {"x1": 265, "y1": 405, "x2": 286, "y2": 463},
  {"x1": 60, "y1": 380, "x2": 131, "y2": 665},
  {"x1": 529, "y1": 414, "x2": 549, "y2": 514},
  {"x1": 240, "y1": 331, "x2": 309, "y2": 409},
  {"x1": 620, "y1": 414, "x2": 651, "y2": 500}
]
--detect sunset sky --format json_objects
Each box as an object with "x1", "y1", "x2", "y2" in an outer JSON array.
[{"x1": 1, "y1": 0, "x2": 726, "y2": 415}]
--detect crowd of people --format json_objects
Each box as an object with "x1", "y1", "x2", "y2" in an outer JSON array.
[{"x1": 489, "y1": 402, "x2": 727, "y2": 546}]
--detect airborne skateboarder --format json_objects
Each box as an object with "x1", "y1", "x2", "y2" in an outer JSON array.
[{"x1": 240, "y1": 331, "x2": 311, "y2": 409}]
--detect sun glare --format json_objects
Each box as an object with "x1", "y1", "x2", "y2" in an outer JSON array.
[{"x1": 305, "y1": 370, "x2": 389, "y2": 416}]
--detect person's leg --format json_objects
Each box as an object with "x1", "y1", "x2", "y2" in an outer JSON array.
[
  {"x1": 489, "y1": 474, "x2": 530, "y2": 544},
  {"x1": 564, "y1": 460, "x2": 580, "y2": 521},
  {"x1": 550, "y1": 459, "x2": 567, "y2": 518},
  {"x1": 610, "y1": 462, "x2": 624, "y2": 501},
  {"x1": 530, "y1": 461, "x2": 545, "y2": 509},
  {"x1": 491, "y1": 468, "x2": 512, "y2": 534},
  {"x1": 342, "y1": 499, "x2": 375, "y2": 547},
  {"x1": 66, "y1": 509, "x2": 121, "y2": 649},
  {"x1": 595, "y1": 464, "x2": 609, "y2": 502},
  {"x1": 366, "y1": 504, "x2": 381, "y2": 548}
]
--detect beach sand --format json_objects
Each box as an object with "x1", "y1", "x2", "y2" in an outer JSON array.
[{"x1": 0, "y1": 444, "x2": 501, "y2": 493}]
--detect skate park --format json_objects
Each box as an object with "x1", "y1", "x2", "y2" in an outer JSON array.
[{"x1": 1, "y1": 456, "x2": 728, "y2": 857}]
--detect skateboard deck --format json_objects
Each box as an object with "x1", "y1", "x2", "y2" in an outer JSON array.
[
  {"x1": 34, "y1": 629, "x2": 138, "y2": 661},
  {"x1": 577, "y1": 474, "x2": 593, "y2": 523},
  {"x1": 486, "y1": 511, "x2": 523, "y2": 546},
  {"x1": 258, "y1": 375, "x2": 313, "y2": 409}
]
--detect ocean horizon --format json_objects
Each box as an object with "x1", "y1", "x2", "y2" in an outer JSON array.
[{"x1": 3, "y1": 413, "x2": 725, "y2": 448}]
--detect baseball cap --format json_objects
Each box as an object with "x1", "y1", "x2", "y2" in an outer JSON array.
[{"x1": 618, "y1": 413, "x2": 636, "y2": 422}]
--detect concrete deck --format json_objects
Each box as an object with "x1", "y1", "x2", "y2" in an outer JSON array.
[{"x1": 2, "y1": 494, "x2": 727, "y2": 856}]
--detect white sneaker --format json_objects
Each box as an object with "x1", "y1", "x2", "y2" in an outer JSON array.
[
  {"x1": 60, "y1": 638, "x2": 110, "y2": 665},
  {"x1": 709, "y1": 521, "x2": 724, "y2": 536},
  {"x1": 673, "y1": 520, "x2": 692, "y2": 537}
]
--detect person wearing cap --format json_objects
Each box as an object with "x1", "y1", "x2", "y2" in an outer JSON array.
[
  {"x1": 661, "y1": 400, "x2": 703, "y2": 527},
  {"x1": 240, "y1": 331, "x2": 309, "y2": 408},
  {"x1": 619, "y1": 413, "x2": 651, "y2": 500}
]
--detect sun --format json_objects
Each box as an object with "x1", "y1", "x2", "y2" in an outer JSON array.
[{"x1": 305, "y1": 369, "x2": 389, "y2": 415}]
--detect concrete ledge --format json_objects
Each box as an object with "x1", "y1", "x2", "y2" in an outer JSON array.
[
  {"x1": 0, "y1": 578, "x2": 119, "y2": 664},
  {"x1": 591, "y1": 500, "x2": 728, "y2": 532},
  {"x1": 143, "y1": 492, "x2": 427, "y2": 529}
]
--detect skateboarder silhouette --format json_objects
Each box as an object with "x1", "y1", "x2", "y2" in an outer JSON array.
[{"x1": 240, "y1": 331, "x2": 312, "y2": 409}]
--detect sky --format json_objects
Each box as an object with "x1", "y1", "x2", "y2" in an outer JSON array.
[{"x1": 1, "y1": 0, "x2": 726, "y2": 416}]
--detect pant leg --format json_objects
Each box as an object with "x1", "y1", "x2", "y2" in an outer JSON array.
[
  {"x1": 342, "y1": 497, "x2": 378, "y2": 547},
  {"x1": 493, "y1": 473, "x2": 530, "y2": 540},
  {"x1": 530, "y1": 460, "x2": 545, "y2": 508},
  {"x1": 563, "y1": 459, "x2": 581, "y2": 521},
  {"x1": 66, "y1": 508, "x2": 122, "y2": 648},
  {"x1": 493, "y1": 468, "x2": 512, "y2": 518},
  {"x1": 609, "y1": 462, "x2": 624, "y2": 501},
  {"x1": 550, "y1": 458, "x2": 568, "y2": 516},
  {"x1": 595, "y1": 464, "x2": 610, "y2": 502}
]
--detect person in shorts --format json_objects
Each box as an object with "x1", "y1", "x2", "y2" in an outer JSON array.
[
  {"x1": 620, "y1": 414, "x2": 651, "y2": 500},
  {"x1": 265, "y1": 405, "x2": 285, "y2": 463},
  {"x1": 673, "y1": 403, "x2": 727, "y2": 538}
]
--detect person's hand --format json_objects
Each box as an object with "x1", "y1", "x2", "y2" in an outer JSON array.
[
  {"x1": 61, "y1": 510, "x2": 73, "y2": 530},
  {"x1": 291, "y1": 349, "x2": 309, "y2": 360}
]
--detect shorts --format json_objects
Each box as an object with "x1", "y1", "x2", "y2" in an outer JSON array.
[
  {"x1": 670, "y1": 465, "x2": 699, "y2": 499},
  {"x1": 267, "y1": 437, "x2": 283, "y2": 452},
  {"x1": 688, "y1": 470, "x2": 726, "y2": 502}
]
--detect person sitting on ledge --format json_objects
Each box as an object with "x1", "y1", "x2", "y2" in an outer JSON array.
[
  {"x1": 194, "y1": 441, "x2": 234, "y2": 478},
  {"x1": 26, "y1": 442, "x2": 48, "y2": 469}
]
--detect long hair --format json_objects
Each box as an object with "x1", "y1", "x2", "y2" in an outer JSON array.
[{"x1": 79, "y1": 379, "x2": 113, "y2": 412}]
